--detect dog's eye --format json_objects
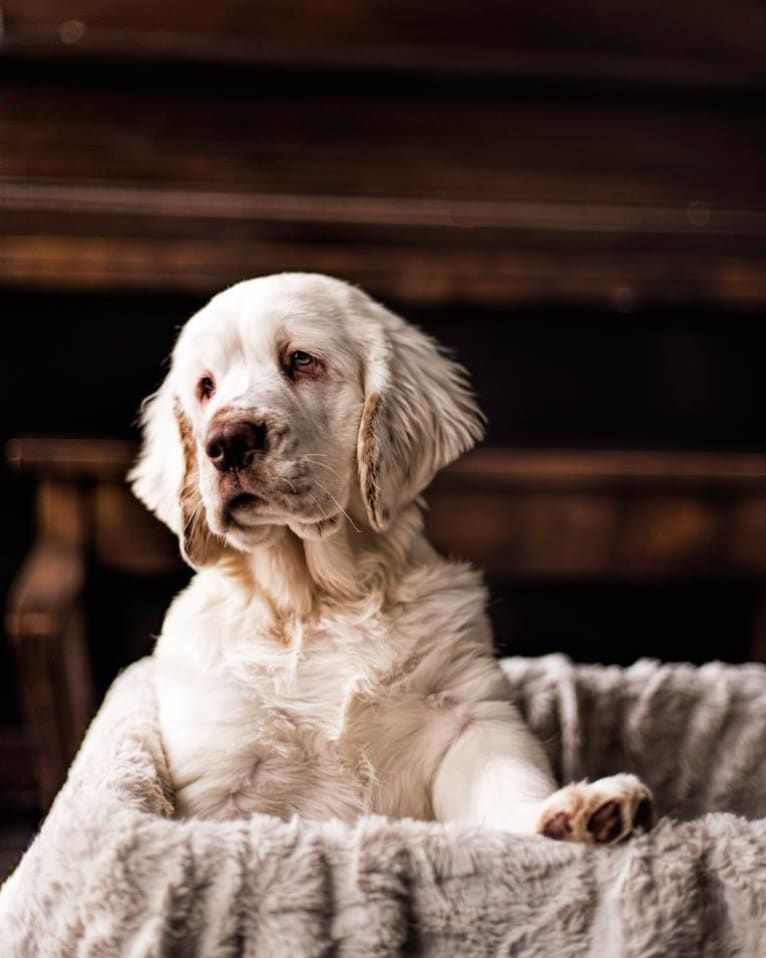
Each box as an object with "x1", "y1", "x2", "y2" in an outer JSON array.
[
  {"x1": 198, "y1": 375, "x2": 216, "y2": 401},
  {"x1": 289, "y1": 351, "x2": 318, "y2": 375}
]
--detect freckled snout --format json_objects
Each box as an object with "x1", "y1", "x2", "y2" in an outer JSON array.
[{"x1": 205, "y1": 420, "x2": 267, "y2": 472}]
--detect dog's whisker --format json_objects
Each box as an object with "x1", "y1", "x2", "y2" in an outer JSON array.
[
  {"x1": 301, "y1": 457, "x2": 346, "y2": 484},
  {"x1": 311, "y1": 477, "x2": 361, "y2": 534},
  {"x1": 309, "y1": 492, "x2": 331, "y2": 524}
]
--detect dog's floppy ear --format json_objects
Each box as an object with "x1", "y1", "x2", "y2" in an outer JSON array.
[
  {"x1": 129, "y1": 377, "x2": 225, "y2": 569},
  {"x1": 356, "y1": 301, "x2": 485, "y2": 532}
]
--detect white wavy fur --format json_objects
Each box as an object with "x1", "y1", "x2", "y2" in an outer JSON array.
[{"x1": 130, "y1": 273, "x2": 651, "y2": 840}]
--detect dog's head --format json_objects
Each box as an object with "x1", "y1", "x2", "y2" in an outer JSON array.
[{"x1": 130, "y1": 274, "x2": 484, "y2": 568}]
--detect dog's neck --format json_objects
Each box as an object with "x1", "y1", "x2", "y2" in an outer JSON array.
[{"x1": 216, "y1": 501, "x2": 427, "y2": 629}]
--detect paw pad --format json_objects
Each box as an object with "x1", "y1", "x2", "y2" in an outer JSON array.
[
  {"x1": 537, "y1": 776, "x2": 654, "y2": 845},
  {"x1": 541, "y1": 810, "x2": 573, "y2": 841},
  {"x1": 587, "y1": 800, "x2": 623, "y2": 843}
]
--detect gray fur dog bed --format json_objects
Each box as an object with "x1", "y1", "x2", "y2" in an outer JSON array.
[{"x1": 3, "y1": 654, "x2": 766, "y2": 957}]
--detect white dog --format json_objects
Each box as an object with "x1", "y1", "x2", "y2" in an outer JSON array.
[{"x1": 131, "y1": 273, "x2": 653, "y2": 843}]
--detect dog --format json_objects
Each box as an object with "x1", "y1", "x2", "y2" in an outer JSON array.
[{"x1": 131, "y1": 272, "x2": 653, "y2": 843}]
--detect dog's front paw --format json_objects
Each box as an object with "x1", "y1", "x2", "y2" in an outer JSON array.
[{"x1": 536, "y1": 774, "x2": 654, "y2": 845}]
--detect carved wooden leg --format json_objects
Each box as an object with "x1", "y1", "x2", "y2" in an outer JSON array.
[{"x1": 5, "y1": 482, "x2": 93, "y2": 809}]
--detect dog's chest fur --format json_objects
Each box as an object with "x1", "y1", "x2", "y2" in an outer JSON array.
[{"x1": 154, "y1": 560, "x2": 499, "y2": 823}]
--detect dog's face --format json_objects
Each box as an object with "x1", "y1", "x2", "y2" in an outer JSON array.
[
  {"x1": 170, "y1": 276, "x2": 367, "y2": 553},
  {"x1": 131, "y1": 273, "x2": 484, "y2": 567}
]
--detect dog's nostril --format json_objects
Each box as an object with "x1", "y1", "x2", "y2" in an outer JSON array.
[{"x1": 205, "y1": 437, "x2": 228, "y2": 471}]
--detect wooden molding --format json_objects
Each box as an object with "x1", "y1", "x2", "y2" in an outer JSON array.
[
  {"x1": 7, "y1": 437, "x2": 766, "y2": 579},
  {"x1": 1, "y1": 64, "x2": 763, "y2": 305},
  {"x1": 2, "y1": 1, "x2": 765, "y2": 89}
]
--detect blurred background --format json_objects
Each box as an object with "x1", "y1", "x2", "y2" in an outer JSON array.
[{"x1": 1, "y1": 1, "x2": 766, "y2": 860}]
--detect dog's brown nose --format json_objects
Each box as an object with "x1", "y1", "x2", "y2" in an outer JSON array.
[{"x1": 205, "y1": 421, "x2": 267, "y2": 472}]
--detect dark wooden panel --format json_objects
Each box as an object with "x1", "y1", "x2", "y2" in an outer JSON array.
[
  {"x1": 2, "y1": 81, "x2": 765, "y2": 206},
  {"x1": 1, "y1": 74, "x2": 764, "y2": 306},
  {"x1": 0, "y1": 729, "x2": 37, "y2": 810},
  {"x1": 3, "y1": 235, "x2": 765, "y2": 308},
  {"x1": 441, "y1": 448, "x2": 766, "y2": 490},
  {"x1": 428, "y1": 450, "x2": 766, "y2": 579},
  {"x1": 427, "y1": 489, "x2": 766, "y2": 579},
  {"x1": 2, "y1": 1, "x2": 765, "y2": 86},
  {"x1": 5, "y1": 437, "x2": 135, "y2": 481}
]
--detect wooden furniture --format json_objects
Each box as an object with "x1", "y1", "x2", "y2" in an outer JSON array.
[
  {"x1": 7, "y1": 437, "x2": 766, "y2": 808},
  {"x1": 2, "y1": 2, "x2": 765, "y2": 812},
  {"x1": 1, "y1": 2, "x2": 765, "y2": 309},
  {"x1": 4, "y1": 438, "x2": 173, "y2": 808}
]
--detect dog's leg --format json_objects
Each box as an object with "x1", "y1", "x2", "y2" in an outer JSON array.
[{"x1": 431, "y1": 707, "x2": 653, "y2": 843}]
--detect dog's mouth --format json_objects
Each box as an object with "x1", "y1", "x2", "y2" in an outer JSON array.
[
  {"x1": 213, "y1": 465, "x2": 337, "y2": 535},
  {"x1": 229, "y1": 491, "x2": 261, "y2": 510},
  {"x1": 224, "y1": 491, "x2": 264, "y2": 525}
]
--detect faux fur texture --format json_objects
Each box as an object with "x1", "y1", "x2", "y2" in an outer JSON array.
[{"x1": 3, "y1": 654, "x2": 766, "y2": 956}]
